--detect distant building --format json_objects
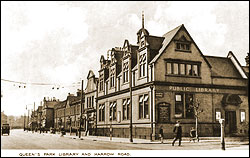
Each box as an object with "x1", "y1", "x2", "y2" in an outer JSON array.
[
  {"x1": 54, "y1": 92, "x2": 83, "y2": 133},
  {"x1": 41, "y1": 97, "x2": 60, "y2": 129},
  {"x1": 83, "y1": 70, "x2": 98, "y2": 135},
  {"x1": 1, "y1": 111, "x2": 8, "y2": 126}
]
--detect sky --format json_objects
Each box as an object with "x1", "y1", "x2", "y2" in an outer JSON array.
[{"x1": 1, "y1": 1, "x2": 249, "y2": 116}]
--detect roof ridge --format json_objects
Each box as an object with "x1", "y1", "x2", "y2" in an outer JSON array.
[
  {"x1": 162, "y1": 24, "x2": 182, "y2": 37},
  {"x1": 205, "y1": 55, "x2": 228, "y2": 59}
]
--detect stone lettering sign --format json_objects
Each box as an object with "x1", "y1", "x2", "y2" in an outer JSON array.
[
  {"x1": 158, "y1": 102, "x2": 170, "y2": 123},
  {"x1": 168, "y1": 86, "x2": 220, "y2": 93}
]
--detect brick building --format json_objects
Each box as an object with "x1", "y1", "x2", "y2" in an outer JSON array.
[
  {"x1": 95, "y1": 15, "x2": 249, "y2": 139},
  {"x1": 41, "y1": 97, "x2": 60, "y2": 130},
  {"x1": 83, "y1": 70, "x2": 98, "y2": 135},
  {"x1": 54, "y1": 92, "x2": 83, "y2": 133}
]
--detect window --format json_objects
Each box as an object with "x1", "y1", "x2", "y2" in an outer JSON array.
[
  {"x1": 215, "y1": 109, "x2": 221, "y2": 121},
  {"x1": 166, "y1": 61, "x2": 200, "y2": 77},
  {"x1": 99, "y1": 74, "x2": 104, "y2": 92},
  {"x1": 139, "y1": 94, "x2": 149, "y2": 119},
  {"x1": 102, "y1": 105, "x2": 105, "y2": 121},
  {"x1": 110, "y1": 68, "x2": 115, "y2": 88},
  {"x1": 175, "y1": 42, "x2": 191, "y2": 52},
  {"x1": 185, "y1": 94, "x2": 194, "y2": 118},
  {"x1": 175, "y1": 93, "x2": 194, "y2": 119},
  {"x1": 240, "y1": 110, "x2": 246, "y2": 123},
  {"x1": 139, "y1": 54, "x2": 146, "y2": 77},
  {"x1": 98, "y1": 104, "x2": 105, "y2": 122},
  {"x1": 123, "y1": 62, "x2": 129, "y2": 83},
  {"x1": 173, "y1": 63, "x2": 179, "y2": 75},
  {"x1": 123, "y1": 99, "x2": 127, "y2": 120},
  {"x1": 109, "y1": 101, "x2": 117, "y2": 121},
  {"x1": 175, "y1": 94, "x2": 183, "y2": 118},
  {"x1": 122, "y1": 98, "x2": 130, "y2": 120},
  {"x1": 180, "y1": 64, "x2": 185, "y2": 75},
  {"x1": 92, "y1": 96, "x2": 94, "y2": 108},
  {"x1": 187, "y1": 64, "x2": 192, "y2": 75},
  {"x1": 193, "y1": 65, "x2": 198, "y2": 76},
  {"x1": 167, "y1": 63, "x2": 172, "y2": 74}
]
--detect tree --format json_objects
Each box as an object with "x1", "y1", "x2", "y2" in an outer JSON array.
[{"x1": 192, "y1": 99, "x2": 203, "y2": 140}]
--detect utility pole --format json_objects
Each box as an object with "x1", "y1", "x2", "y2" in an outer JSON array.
[
  {"x1": 24, "y1": 113, "x2": 26, "y2": 131},
  {"x1": 27, "y1": 109, "x2": 30, "y2": 131},
  {"x1": 79, "y1": 80, "x2": 83, "y2": 138},
  {"x1": 129, "y1": 46, "x2": 133, "y2": 143}
]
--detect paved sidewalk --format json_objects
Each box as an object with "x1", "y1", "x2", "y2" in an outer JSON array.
[{"x1": 32, "y1": 131, "x2": 249, "y2": 145}]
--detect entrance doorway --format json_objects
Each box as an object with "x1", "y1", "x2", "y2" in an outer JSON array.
[{"x1": 225, "y1": 111, "x2": 237, "y2": 134}]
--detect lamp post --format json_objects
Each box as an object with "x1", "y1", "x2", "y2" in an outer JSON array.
[
  {"x1": 110, "y1": 116, "x2": 112, "y2": 140},
  {"x1": 39, "y1": 111, "x2": 42, "y2": 134},
  {"x1": 219, "y1": 119, "x2": 225, "y2": 150},
  {"x1": 79, "y1": 80, "x2": 84, "y2": 138},
  {"x1": 122, "y1": 44, "x2": 133, "y2": 142},
  {"x1": 150, "y1": 85, "x2": 154, "y2": 141}
]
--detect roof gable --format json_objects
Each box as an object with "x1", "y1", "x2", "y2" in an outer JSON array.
[
  {"x1": 149, "y1": 24, "x2": 211, "y2": 68},
  {"x1": 227, "y1": 51, "x2": 248, "y2": 79},
  {"x1": 87, "y1": 70, "x2": 95, "y2": 79},
  {"x1": 205, "y1": 56, "x2": 242, "y2": 78}
]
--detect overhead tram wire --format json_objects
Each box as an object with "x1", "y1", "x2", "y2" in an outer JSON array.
[{"x1": 1, "y1": 78, "x2": 81, "y2": 89}]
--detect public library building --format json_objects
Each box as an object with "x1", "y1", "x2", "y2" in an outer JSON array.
[{"x1": 95, "y1": 20, "x2": 249, "y2": 139}]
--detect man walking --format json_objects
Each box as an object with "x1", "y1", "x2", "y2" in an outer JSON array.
[
  {"x1": 159, "y1": 126, "x2": 164, "y2": 144},
  {"x1": 172, "y1": 120, "x2": 182, "y2": 146}
]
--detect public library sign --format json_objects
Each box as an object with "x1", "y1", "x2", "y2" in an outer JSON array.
[{"x1": 168, "y1": 86, "x2": 220, "y2": 93}]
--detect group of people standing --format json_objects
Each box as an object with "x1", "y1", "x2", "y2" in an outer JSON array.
[{"x1": 159, "y1": 120, "x2": 198, "y2": 146}]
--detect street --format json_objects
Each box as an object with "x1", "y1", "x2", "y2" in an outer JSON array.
[{"x1": 1, "y1": 129, "x2": 249, "y2": 150}]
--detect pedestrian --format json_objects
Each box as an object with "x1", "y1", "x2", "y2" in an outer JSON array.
[
  {"x1": 159, "y1": 126, "x2": 164, "y2": 144},
  {"x1": 60, "y1": 126, "x2": 65, "y2": 137},
  {"x1": 189, "y1": 127, "x2": 196, "y2": 142},
  {"x1": 172, "y1": 120, "x2": 182, "y2": 146}
]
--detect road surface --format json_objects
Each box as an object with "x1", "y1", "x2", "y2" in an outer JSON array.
[{"x1": 1, "y1": 129, "x2": 248, "y2": 150}]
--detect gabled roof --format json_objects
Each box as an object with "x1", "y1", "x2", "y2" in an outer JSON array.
[
  {"x1": 87, "y1": 70, "x2": 95, "y2": 79},
  {"x1": 147, "y1": 35, "x2": 165, "y2": 50},
  {"x1": 54, "y1": 101, "x2": 66, "y2": 109},
  {"x1": 227, "y1": 51, "x2": 248, "y2": 79},
  {"x1": 66, "y1": 96, "x2": 81, "y2": 105},
  {"x1": 242, "y1": 66, "x2": 249, "y2": 77},
  {"x1": 149, "y1": 24, "x2": 211, "y2": 68},
  {"x1": 149, "y1": 25, "x2": 182, "y2": 64},
  {"x1": 205, "y1": 56, "x2": 242, "y2": 78}
]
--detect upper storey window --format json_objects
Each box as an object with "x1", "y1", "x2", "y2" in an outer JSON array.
[
  {"x1": 123, "y1": 61, "x2": 129, "y2": 83},
  {"x1": 175, "y1": 35, "x2": 191, "y2": 52},
  {"x1": 139, "y1": 53, "x2": 147, "y2": 77},
  {"x1": 110, "y1": 68, "x2": 115, "y2": 88},
  {"x1": 111, "y1": 51, "x2": 116, "y2": 64},
  {"x1": 166, "y1": 60, "x2": 201, "y2": 77},
  {"x1": 99, "y1": 74, "x2": 104, "y2": 92}
]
